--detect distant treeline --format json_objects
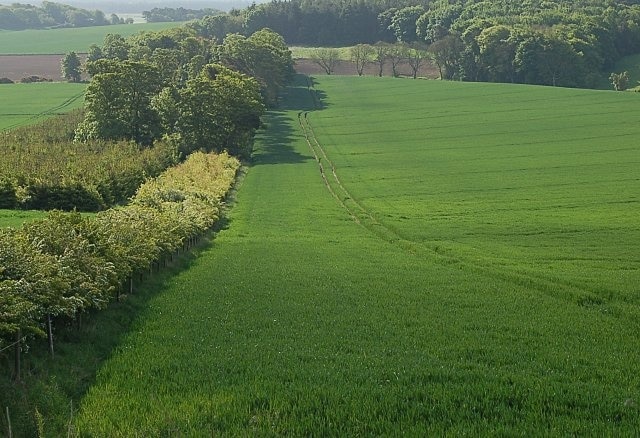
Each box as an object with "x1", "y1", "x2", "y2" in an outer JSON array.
[
  {"x1": 196, "y1": 0, "x2": 640, "y2": 87},
  {"x1": 0, "y1": 1, "x2": 129, "y2": 30},
  {"x1": 142, "y1": 7, "x2": 222, "y2": 22}
]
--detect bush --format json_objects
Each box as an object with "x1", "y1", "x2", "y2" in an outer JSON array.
[
  {"x1": 20, "y1": 76, "x2": 53, "y2": 83},
  {"x1": 0, "y1": 77, "x2": 14, "y2": 84},
  {"x1": 0, "y1": 179, "x2": 17, "y2": 208}
]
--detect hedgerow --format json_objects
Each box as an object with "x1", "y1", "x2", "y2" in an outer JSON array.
[
  {"x1": 0, "y1": 151, "x2": 239, "y2": 369},
  {"x1": 0, "y1": 111, "x2": 178, "y2": 212}
]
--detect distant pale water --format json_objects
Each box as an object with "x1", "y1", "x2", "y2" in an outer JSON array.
[{"x1": 113, "y1": 13, "x2": 146, "y2": 23}]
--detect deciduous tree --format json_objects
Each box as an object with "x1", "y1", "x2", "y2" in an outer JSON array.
[
  {"x1": 311, "y1": 48, "x2": 340, "y2": 75},
  {"x1": 61, "y1": 51, "x2": 81, "y2": 82},
  {"x1": 351, "y1": 44, "x2": 375, "y2": 76}
]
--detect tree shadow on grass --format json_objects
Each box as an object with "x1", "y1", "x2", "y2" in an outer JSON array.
[
  {"x1": 251, "y1": 74, "x2": 326, "y2": 166},
  {"x1": 0, "y1": 239, "x2": 216, "y2": 436},
  {"x1": 0, "y1": 75, "x2": 327, "y2": 435}
]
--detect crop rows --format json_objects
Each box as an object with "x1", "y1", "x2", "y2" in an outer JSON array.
[
  {"x1": 308, "y1": 76, "x2": 640, "y2": 307},
  {"x1": 69, "y1": 76, "x2": 640, "y2": 434},
  {"x1": 0, "y1": 82, "x2": 86, "y2": 131},
  {"x1": 0, "y1": 22, "x2": 184, "y2": 54}
]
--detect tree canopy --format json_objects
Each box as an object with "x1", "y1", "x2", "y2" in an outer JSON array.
[
  {"x1": 0, "y1": 1, "x2": 123, "y2": 30},
  {"x1": 77, "y1": 25, "x2": 291, "y2": 157},
  {"x1": 208, "y1": 0, "x2": 640, "y2": 88}
]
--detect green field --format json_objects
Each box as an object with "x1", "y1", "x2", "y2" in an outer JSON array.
[
  {"x1": 0, "y1": 209, "x2": 47, "y2": 227},
  {"x1": 0, "y1": 82, "x2": 85, "y2": 130},
  {"x1": 0, "y1": 22, "x2": 184, "y2": 54},
  {"x1": 70, "y1": 76, "x2": 640, "y2": 434}
]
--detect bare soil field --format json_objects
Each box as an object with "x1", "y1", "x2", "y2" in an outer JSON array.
[
  {"x1": 0, "y1": 54, "x2": 87, "y2": 81},
  {"x1": 0, "y1": 55, "x2": 440, "y2": 82}
]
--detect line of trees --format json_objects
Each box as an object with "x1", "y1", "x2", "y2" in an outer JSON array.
[
  {"x1": 0, "y1": 112, "x2": 179, "y2": 212},
  {"x1": 142, "y1": 7, "x2": 222, "y2": 23},
  {"x1": 0, "y1": 1, "x2": 129, "y2": 30},
  {"x1": 1, "y1": 21, "x2": 295, "y2": 383},
  {"x1": 75, "y1": 25, "x2": 293, "y2": 157},
  {"x1": 198, "y1": 0, "x2": 640, "y2": 88},
  {"x1": 0, "y1": 151, "x2": 239, "y2": 381}
]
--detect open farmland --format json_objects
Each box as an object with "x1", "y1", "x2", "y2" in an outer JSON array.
[
  {"x1": 0, "y1": 22, "x2": 185, "y2": 55},
  {"x1": 0, "y1": 82, "x2": 85, "y2": 130},
  {"x1": 71, "y1": 76, "x2": 640, "y2": 434}
]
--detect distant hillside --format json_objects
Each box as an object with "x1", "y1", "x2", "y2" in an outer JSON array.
[
  {"x1": 0, "y1": 1, "x2": 129, "y2": 30},
  {"x1": 50, "y1": 0, "x2": 266, "y2": 14}
]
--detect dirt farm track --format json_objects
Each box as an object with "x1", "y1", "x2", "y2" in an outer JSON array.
[{"x1": 0, "y1": 54, "x2": 439, "y2": 82}]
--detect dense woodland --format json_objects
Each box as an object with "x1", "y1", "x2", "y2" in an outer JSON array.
[
  {"x1": 0, "y1": 1, "x2": 128, "y2": 29},
  {"x1": 194, "y1": 0, "x2": 640, "y2": 87}
]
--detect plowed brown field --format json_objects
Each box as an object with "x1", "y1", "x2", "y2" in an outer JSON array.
[{"x1": 0, "y1": 54, "x2": 438, "y2": 82}]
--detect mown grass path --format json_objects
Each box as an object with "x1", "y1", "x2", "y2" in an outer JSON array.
[{"x1": 75, "y1": 76, "x2": 640, "y2": 435}]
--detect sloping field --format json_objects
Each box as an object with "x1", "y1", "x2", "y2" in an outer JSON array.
[
  {"x1": 308, "y1": 77, "x2": 640, "y2": 306},
  {"x1": 73, "y1": 76, "x2": 640, "y2": 434},
  {"x1": 0, "y1": 22, "x2": 184, "y2": 54},
  {"x1": 0, "y1": 82, "x2": 85, "y2": 130}
]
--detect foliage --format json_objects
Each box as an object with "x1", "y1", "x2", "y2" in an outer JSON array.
[
  {"x1": 0, "y1": 1, "x2": 121, "y2": 30},
  {"x1": 78, "y1": 26, "x2": 289, "y2": 151},
  {"x1": 0, "y1": 111, "x2": 178, "y2": 211},
  {"x1": 78, "y1": 60, "x2": 163, "y2": 144},
  {"x1": 350, "y1": 44, "x2": 376, "y2": 76},
  {"x1": 610, "y1": 71, "x2": 630, "y2": 90},
  {"x1": 60, "y1": 51, "x2": 81, "y2": 82},
  {"x1": 311, "y1": 48, "x2": 341, "y2": 75},
  {"x1": 174, "y1": 64, "x2": 264, "y2": 157},
  {"x1": 194, "y1": 0, "x2": 640, "y2": 89},
  {"x1": 0, "y1": 150, "x2": 239, "y2": 366}
]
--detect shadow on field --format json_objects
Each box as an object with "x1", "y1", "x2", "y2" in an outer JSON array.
[
  {"x1": 251, "y1": 74, "x2": 323, "y2": 166},
  {"x1": 0, "y1": 239, "x2": 215, "y2": 436}
]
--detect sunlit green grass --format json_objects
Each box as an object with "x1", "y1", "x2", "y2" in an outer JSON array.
[
  {"x1": 72, "y1": 76, "x2": 640, "y2": 434},
  {"x1": 310, "y1": 76, "x2": 640, "y2": 305},
  {"x1": 0, "y1": 209, "x2": 47, "y2": 227},
  {"x1": 0, "y1": 22, "x2": 184, "y2": 54},
  {"x1": 0, "y1": 82, "x2": 85, "y2": 130}
]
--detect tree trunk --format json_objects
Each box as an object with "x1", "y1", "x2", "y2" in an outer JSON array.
[
  {"x1": 47, "y1": 313, "x2": 54, "y2": 358},
  {"x1": 5, "y1": 406, "x2": 12, "y2": 438},
  {"x1": 13, "y1": 330, "x2": 21, "y2": 383}
]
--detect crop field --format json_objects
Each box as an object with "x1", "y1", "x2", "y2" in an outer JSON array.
[
  {"x1": 0, "y1": 22, "x2": 184, "y2": 54},
  {"x1": 70, "y1": 75, "x2": 640, "y2": 434},
  {"x1": 0, "y1": 82, "x2": 85, "y2": 130}
]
